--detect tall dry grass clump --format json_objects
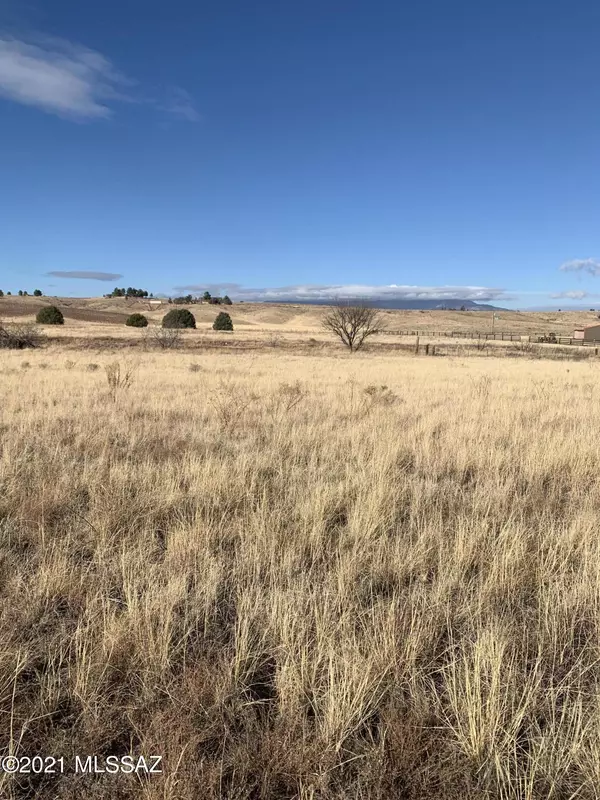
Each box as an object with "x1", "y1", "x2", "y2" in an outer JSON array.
[{"x1": 1, "y1": 349, "x2": 600, "y2": 798}]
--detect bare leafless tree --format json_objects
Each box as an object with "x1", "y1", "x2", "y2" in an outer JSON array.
[{"x1": 321, "y1": 300, "x2": 385, "y2": 352}]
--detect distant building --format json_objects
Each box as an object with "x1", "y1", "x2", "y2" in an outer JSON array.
[{"x1": 573, "y1": 324, "x2": 600, "y2": 341}]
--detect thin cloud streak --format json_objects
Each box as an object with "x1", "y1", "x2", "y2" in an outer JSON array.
[
  {"x1": 47, "y1": 270, "x2": 123, "y2": 281},
  {"x1": 549, "y1": 290, "x2": 596, "y2": 300},
  {"x1": 163, "y1": 86, "x2": 199, "y2": 121}
]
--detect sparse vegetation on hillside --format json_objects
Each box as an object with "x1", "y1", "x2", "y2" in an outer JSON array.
[{"x1": 35, "y1": 305, "x2": 64, "y2": 325}]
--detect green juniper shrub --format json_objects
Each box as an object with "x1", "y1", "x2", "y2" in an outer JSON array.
[
  {"x1": 213, "y1": 311, "x2": 233, "y2": 331},
  {"x1": 162, "y1": 308, "x2": 196, "y2": 329},
  {"x1": 126, "y1": 313, "x2": 148, "y2": 328},
  {"x1": 36, "y1": 306, "x2": 64, "y2": 325}
]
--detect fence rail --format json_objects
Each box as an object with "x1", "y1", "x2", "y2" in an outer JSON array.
[{"x1": 383, "y1": 330, "x2": 600, "y2": 346}]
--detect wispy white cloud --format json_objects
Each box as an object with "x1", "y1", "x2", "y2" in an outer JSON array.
[
  {"x1": 0, "y1": 35, "x2": 199, "y2": 123},
  {"x1": 172, "y1": 282, "x2": 512, "y2": 302},
  {"x1": 549, "y1": 290, "x2": 594, "y2": 300},
  {"x1": 0, "y1": 35, "x2": 130, "y2": 119},
  {"x1": 559, "y1": 259, "x2": 600, "y2": 276},
  {"x1": 47, "y1": 270, "x2": 123, "y2": 281},
  {"x1": 162, "y1": 86, "x2": 199, "y2": 122}
]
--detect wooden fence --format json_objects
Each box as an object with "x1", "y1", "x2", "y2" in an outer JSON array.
[{"x1": 384, "y1": 330, "x2": 600, "y2": 346}]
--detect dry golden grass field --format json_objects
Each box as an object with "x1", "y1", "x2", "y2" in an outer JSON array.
[{"x1": 2, "y1": 304, "x2": 600, "y2": 799}]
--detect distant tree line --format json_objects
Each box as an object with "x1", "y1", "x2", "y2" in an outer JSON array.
[
  {"x1": 103, "y1": 288, "x2": 233, "y2": 305},
  {"x1": 106, "y1": 287, "x2": 151, "y2": 298},
  {"x1": 0, "y1": 286, "x2": 235, "y2": 305},
  {"x1": 0, "y1": 289, "x2": 43, "y2": 297},
  {"x1": 170, "y1": 291, "x2": 232, "y2": 305}
]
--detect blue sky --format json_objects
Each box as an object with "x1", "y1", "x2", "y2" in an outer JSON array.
[{"x1": 1, "y1": 0, "x2": 600, "y2": 308}]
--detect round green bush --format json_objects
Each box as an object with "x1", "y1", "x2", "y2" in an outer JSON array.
[
  {"x1": 162, "y1": 308, "x2": 196, "y2": 329},
  {"x1": 213, "y1": 311, "x2": 233, "y2": 331},
  {"x1": 125, "y1": 313, "x2": 148, "y2": 328},
  {"x1": 36, "y1": 305, "x2": 64, "y2": 325}
]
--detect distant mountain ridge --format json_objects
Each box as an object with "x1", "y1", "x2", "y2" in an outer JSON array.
[{"x1": 268, "y1": 298, "x2": 507, "y2": 311}]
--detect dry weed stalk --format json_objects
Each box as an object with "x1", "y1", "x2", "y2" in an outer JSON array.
[
  {"x1": 104, "y1": 359, "x2": 137, "y2": 401},
  {"x1": 208, "y1": 378, "x2": 254, "y2": 431}
]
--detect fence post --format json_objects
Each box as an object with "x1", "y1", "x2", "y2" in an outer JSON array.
[
  {"x1": 415, "y1": 336, "x2": 420, "y2": 355},
  {"x1": 425, "y1": 343, "x2": 430, "y2": 355}
]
